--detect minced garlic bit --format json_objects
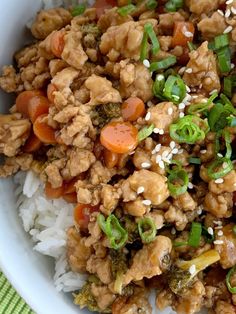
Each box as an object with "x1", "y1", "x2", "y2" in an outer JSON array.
[
  {"x1": 224, "y1": 25, "x2": 233, "y2": 34},
  {"x1": 141, "y1": 162, "x2": 151, "y2": 169},
  {"x1": 215, "y1": 178, "x2": 224, "y2": 184},
  {"x1": 137, "y1": 186, "x2": 145, "y2": 194},
  {"x1": 207, "y1": 227, "x2": 214, "y2": 236},
  {"x1": 142, "y1": 199, "x2": 151, "y2": 206}
]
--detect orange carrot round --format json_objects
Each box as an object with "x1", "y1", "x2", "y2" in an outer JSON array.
[
  {"x1": 63, "y1": 192, "x2": 77, "y2": 203},
  {"x1": 100, "y1": 121, "x2": 138, "y2": 154},
  {"x1": 33, "y1": 114, "x2": 57, "y2": 144},
  {"x1": 121, "y1": 97, "x2": 145, "y2": 122},
  {"x1": 103, "y1": 149, "x2": 119, "y2": 168},
  {"x1": 93, "y1": 0, "x2": 117, "y2": 18},
  {"x1": 172, "y1": 22, "x2": 195, "y2": 47},
  {"x1": 74, "y1": 204, "x2": 99, "y2": 230},
  {"x1": 51, "y1": 30, "x2": 65, "y2": 58},
  {"x1": 16, "y1": 90, "x2": 44, "y2": 117},
  {"x1": 45, "y1": 181, "x2": 64, "y2": 199},
  {"x1": 28, "y1": 95, "x2": 50, "y2": 123},
  {"x1": 23, "y1": 132, "x2": 42, "y2": 153}
]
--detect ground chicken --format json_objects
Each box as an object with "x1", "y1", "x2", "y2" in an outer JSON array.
[
  {"x1": 85, "y1": 74, "x2": 122, "y2": 105},
  {"x1": 0, "y1": 154, "x2": 33, "y2": 177},
  {"x1": 204, "y1": 192, "x2": 233, "y2": 218},
  {"x1": 0, "y1": 114, "x2": 31, "y2": 157},
  {"x1": 66, "y1": 148, "x2": 96, "y2": 177},
  {"x1": 183, "y1": 42, "x2": 221, "y2": 93},
  {"x1": 0, "y1": 66, "x2": 22, "y2": 93},
  {"x1": 173, "y1": 192, "x2": 197, "y2": 212},
  {"x1": 67, "y1": 227, "x2": 92, "y2": 273},
  {"x1": 15, "y1": 44, "x2": 39, "y2": 67},
  {"x1": 123, "y1": 236, "x2": 172, "y2": 285},
  {"x1": 89, "y1": 161, "x2": 113, "y2": 186},
  {"x1": 100, "y1": 19, "x2": 157, "y2": 61},
  {"x1": 147, "y1": 102, "x2": 179, "y2": 132},
  {"x1": 209, "y1": 171, "x2": 236, "y2": 194},
  {"x1": 100, "y1": 184, "x2": 122, "y2": 215},
  {"x1": 49, "y1": 59, "x2": 68, "y2": 77},
  {"x1": 31, "y1": 8, "x2": 72, "y2": 39},
  {"x1": 164, "y1": 205, "x2": 188, "y2": 231},
  {"x1": 186, "y1": 0, "x2": 220, "y2": 15},
  {"x1": 119, "y1": 63, "x2": 153, "y2": 102},
  {"x1": 91, "y1": 283, "x2": 116, "y2": 311},
  {"x1": 215, "y1": 224, "x2": 236, "y2": 269},
  {"x1": 124, "y1": 198, "x2": 147, "y2": 217},
  {"x1": 158, "y1": 12, "x2": 185, "y2": 34},
  {"x1": 44, "y1": 159, "x2": 65, "y2": 188},
  {"x1": 145, "y1": 210, "x2": 165, "y2": 230},
  {"x1": 122, "y1": 169, "x2": 169, "y2": 205},
  {"x1": 198, "y1": 12, "x2": 227, "y2": 40},
  {"x1": 214, "y1": 300, "x2": 236, "y2": 314},
  {"x1": 98, "y1": 7, "x2": 133, "y2": 31},
  {"x1": 61, "y1": 31, "x2": 88, "y2": 70},
  {"x1": 86, "y1": 255, "x2": 112, "y2": 284}
]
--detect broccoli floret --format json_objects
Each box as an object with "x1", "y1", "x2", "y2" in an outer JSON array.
[
  {"x1": 168, "y1": 249, "x2": 220, "y2": 294},
  {"x1": 74, "y1": 280, "x2": 111, "y2": 313},
  {"x1": 91, "y1": 103, "x2": 121, "y2": 128},
  {"x1": 110, "y1": 249, "x2": 129, "y2": 295},
  {"x1": 80, "y1": 23, "x2": 101, "y2": 38}
]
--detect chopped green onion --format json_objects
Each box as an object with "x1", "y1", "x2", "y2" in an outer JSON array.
[
  {"x1": 208, "y1": 41, "x2": 216, "y2": 51},
  {"x1": 215, "y1": 130, "x2": 232, "y2": 159},
  {"x1": 233, "y1": 225, "x2": 236, "y2": 235},
  {"x1": 228, "y1": 116, "x2": 236, "y2": 127},
  {"x1": 217, "y1": 46, "x2": 231, "y2": 73},
  {"x1": 168, "y1": 168, "x2": 189, "y2": 196},
  {"x1": 165, "y1": 0, "x2": 183, "y2": 12},
  {"x1": 173, "y1": 241, "x2": 188, "y2": 247},
  {"x1": 189, "y1": 157, "x2": 201, "y2": 165},
  {"x1": 220, "y1": 93, "x2": 236, "y2": 114},
  {"x1": 187, "y1": 91, "x2": 218, "y2": 115},
  {"x1": 170, "y1": 115, "x2": 208, "y2": 144},
  {"x1": 163, "y1": 75, "x2": 186, "y2": 104},
  {"x1": 224, "y1": 77, "x2": 233, "y2": 98},
  {"x1": 140, "y1": 29, "x2": 149, "y2": 61},
  {"x1": 214, "y1": 34, "x2": 229, "y2": 50},
  {"x1": 187, "y1": 42, "x2": 196, "y2": 51},
  {"x1": 150, "y1": 56, "x2": 177, "y2": 72},
  {"x1": 146, "y1": 0, "x2": 158, "y2": 10},
  {"x1": 226, "y1": 266, "x2": 236, "y2": 294},
  {"x1": 72, "y1": 4, "x2": 86, "y2": 16},
  {"x1": 97, "y1": 214, "x2": 128, "y2": 250},
  {"x1": 153, "y1": 74, "x2": 165, "y2": 99},
  {"x1": 207, "y1": 157, "x2": 233, "y2": 180},
  {"x1": 208, "y1": 103, "x2": 230, "y2": 132},
  {"x1": 188, "y1": 222, "x2": 202, "y2": 247},
  {"x1": 202, "y1": 226, "x2": 214, "y2": 243},
  {"x1": 138, "y1": 124, "x2": 155, "y2": 141},
  {"x1": 144, "y1": 23, "x2": 160, "y2": 55},
  {"x1": 138, "y1": 217, "x2": 156, "y2": 243},
  {"x1": 117, "y1": 4, "x2": 136, "y2": 16}
]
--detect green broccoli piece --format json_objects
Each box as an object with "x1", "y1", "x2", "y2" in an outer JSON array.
[
  {"x1": 122, "y1": 215, "x2": 140, "y2": 243},
  {"x1": 168, "y1": 249, "x2": 220, "y2": 294},
  {"x1": 91, "y1": 103, "x2": 121, "y2": 128}
]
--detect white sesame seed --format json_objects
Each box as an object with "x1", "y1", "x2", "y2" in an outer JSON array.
[
  {"x1": 189, "y1": 265, "x2": 196, "y2": 275},
  {"x1": 185, "y1": 68, "x2": 193, "y2": 74},
  {"x1": 215, "y1": 178, "x2": 224, "y2": 184},
  {"x1": 207, "y1": 227, "x2": 214, "y2": 236},
  {"x1": 171, "y1": 227, "x2": 176, "y2": 235},
  {"x1": 213, "y1": 220, "x2": 222, "y2": 226},
  {"x1": 147, "y1": 101, "x2": 153, "y2": 107},
  {"x1": 178, "y1": 67, "x2": 186, "y2": 75},
  {"x1": 157, "y1": 74, "x2": 165, "y2": 81},
  {"x1": 200, "y1": 149, "x2": 207, "y2": 154},
  {"x1": 226, "y1": 0, "x2": 233, "y2": 4},
  {"x1": 172, "y1": 148, "x2": 179, "y2": 155},
  {"x1": 217, "y1": 230, "x2": 223, "y2": 236},
  {"x1": 214, "y1": 240, "x2": 224, "y2": 245},
  {"x1": 167, "y1": 153, "x2": 173, "y2": 160},
  {"x1": 159, "y1": 160, "x2": 165, "y2": 169},
  {"x1": 225, "y1": 8, "x2": 231, "y2": 18},
  {"x1": 137, "y1": 186, "x2": 145, "y2": 194},
  {"x1": 188, "y1": 182, "x2": 194, "y2": 189},
  {"x1": 156, "y1": 155, "x2": 162, "y2": 163},
  {"x1": 170, "y1": 141, "x2": 176, "y2": 149},
  {"x1": 224, "y1": 25, "x2": 233, "y2": 34},
  {"x1": 184, "y1": 31, "x2": 193, "y2": 38},
  {"x1": 231, "y1": 7, "x2": 236, "y2": 14},
  {"x1": 178, "y1": 103, "x2": 186, "y2": 110},
  {"x1": 145, "y1": 112, "x2": 151, "y2": 121},
  {"x1": 197, "y1": 208, "x2": 202, "y2": 215},
  {"x1": 152, "y1": 149, "x2": 157, "y2": 155},
  {"x1": 209, "y1": 89, "x2": 218, "y2": 95},
  {"x1": 141, "y1": 162, "x2": 151, "y2": 169},
  {"x1": 217, "y1": 9, "x2": 224, "y2": 16},
  {"x1": 186, "y1": 85, "x2": 191, "y2": 93},
  {"x1": 162, "y1": 150, "x2": 169, "y2": 158},
  {"x1": 155, "y1": 144, "x2": 161, "y2": 152},
  {"x1": 142, "y1": 200, "x2": 151, "y2": 206},
  {"x1": 179, "y1": 112, "x2": 185, "y2": 118},
  {"x1": 162, "y1": 157, "x2": 171, "y2": 164},
  {"x1": 183, "y1": 94, "x2": 192, "y2": 103},
  {"x1": 231, "y1": 63, "x2": 235, "y2": 69},
  {"x1": 192, "y1": 95, "x2": 198, "y2": 99},
  {"x1": 159, "y1": 129, "x2": 164, "y2": 135},
  {"x1": 168, "y1": 107, "x2": 173, "y2": 115},
  {"x1": 143, "y1": 59, "x2": 150, "y2": 68},
  {"x1": 153, "y1": 128, "x2": 160, "y2": 134},
  {"x1": 217, "y1": 153, "x2": 223, "y2": 158}
]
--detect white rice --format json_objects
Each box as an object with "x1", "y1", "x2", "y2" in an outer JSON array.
[{"x1": 14, "y1": 171, "x2": 86, "y2": 292}]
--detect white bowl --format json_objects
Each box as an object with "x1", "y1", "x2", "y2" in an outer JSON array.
[{"x1": 0, "y1": 1, "x2": 87, "y2": 313}]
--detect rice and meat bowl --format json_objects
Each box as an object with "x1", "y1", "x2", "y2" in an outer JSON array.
[{"x1": 1, "y1": 0, "x2": 236, "y2": 313}]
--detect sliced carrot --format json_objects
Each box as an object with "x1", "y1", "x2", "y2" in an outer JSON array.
[
  {"x1": 23, "y1": 132, "x2": 42, "y2": 153},
  {"x1": 28, "y1": 95, "x2": 50, "y2": 123},
  {"x1": 16, "y1": 90, "x2": 44, "y2": 117},
  {"x1": 51, "y1": 30, "x2": 65, "y2": 58},
  {"x1": 47, "y1": 83, "x2": 58, "y2": 104},
  {"x1": 172, "y1": 22, "x2": 195, "y2": 47},
  {"x1": 63, "y1": 192, "x2": 77, "y2": 203},
  {"x1": 33, "y1": 114, "x2": 57, "y2": 144},
  {"x1": 100, "y1": 121, "x2": 138, "y2": 154},
  {"x1": 64, "y1": 178, "x2": 77, "y2": 194},
  {"x1": 74, "y1": 204, "x2": 99, "y2": 230},
  {"x1": 93, "y1": 0, "x2": 117, "y2": 19},
  {"x1": 103, "y1": 149, "x2": 119, "y2": 168},
  {"x1": 45, "y1": 181, "x2": 64, "y2": 199},
  {"x1": 177, "y1": 47, "x2": 190, "y2": 66},
  {"x1": 121, "y1": 97, "x2": 145, "y2": 122}
]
